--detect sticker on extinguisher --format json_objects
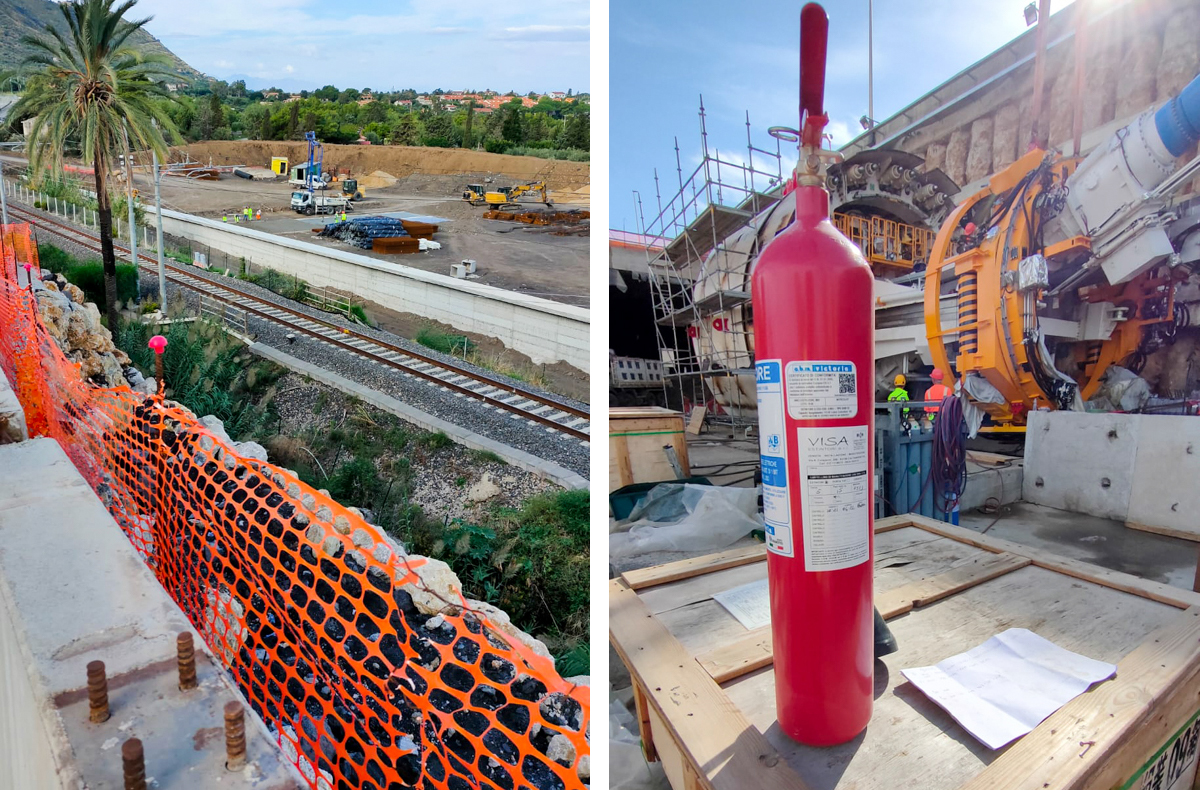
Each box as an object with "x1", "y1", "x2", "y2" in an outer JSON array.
[
  {"x1": 785, "y1": 361, "x2": 858, "y2": 419},
  {"x1": 797, "y1": 425, "x2": 871, "y2": 571},
  {"x1": 755, "y1": 359, "x2": 793, "y2": 556}
]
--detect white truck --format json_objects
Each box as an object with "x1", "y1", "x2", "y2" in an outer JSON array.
[{"x1": 290, "y1": 190, "x2": 352, "y2": 216}]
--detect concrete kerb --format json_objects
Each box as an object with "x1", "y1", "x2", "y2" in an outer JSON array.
[
  {"x1": 246, "y1": 342, "x2": 589, "y2": 490},
  {"x1": 148, "y1": 206, "x2": 589, "y2": 369}
]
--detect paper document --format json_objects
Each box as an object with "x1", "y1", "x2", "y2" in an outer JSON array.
[
  {"x1": 901, "y1": 628, "x2": 1117, "y2": 750},
  {"x1": 713, "y1": 579, "x2": 771, "y2": 630}
]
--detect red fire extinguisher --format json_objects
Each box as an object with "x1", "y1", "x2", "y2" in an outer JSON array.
[{"x1": 751, "y1": 2, "x2": 875, "y2": 746}]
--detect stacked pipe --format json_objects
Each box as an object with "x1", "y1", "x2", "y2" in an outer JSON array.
[{"x1": 317, "y1": 216, "x2": 409, "y2": 249}]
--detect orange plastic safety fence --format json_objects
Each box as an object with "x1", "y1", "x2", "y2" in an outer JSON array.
[{"x1": 0, "y1": 224, "x2": 589, "y2": 790}]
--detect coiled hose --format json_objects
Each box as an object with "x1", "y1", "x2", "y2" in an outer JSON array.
[{"x1": 931, "y1": 395, "x2": 968, "y2": 516}]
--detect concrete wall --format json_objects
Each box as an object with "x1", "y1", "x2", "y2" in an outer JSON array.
[
  {"x1": 151, "y1": 207, "x2": 590, "y2": 370},
  {"x1": 1024, "y1": 411, "x2": 1200, "y2": 536},
  {"x1": 844, "y1": 1, "x2": 1199, "y2": 179},
  {"x1": 0, "y1": 439, "x2": 300, "y2": 787}
]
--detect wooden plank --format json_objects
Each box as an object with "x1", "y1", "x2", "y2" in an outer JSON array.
[
  {"x1": 609, "y1": 579, "x2": 811, "y2": 790},
  {"x1": 960, "y1": 607, "x2": 1200, "y2": 790},
  {"x1": 620, "y1": 515, "x2": 916, "y2": 591},
  {"x1": 875, "y1": 552, "x2": 1032, "y2": 614},
  {"x1": 686, "y1": 405, "x2": 707, "y2": 435},
  {"x1": 633, "y1": 682, "x2": 657, "y2": 762},
  {"x1": 905, "y1": 514, "x2": 1200, "y2": 609},
  {"x1": 621, "y1": 544, "x2": 767, "y2": 591},
  {"x1": 1126, "y1": 520, "x2": 1200, "y2": 543},
  {"x1": 695, "y1": 552, "x2": 1030, "y2": 684}
]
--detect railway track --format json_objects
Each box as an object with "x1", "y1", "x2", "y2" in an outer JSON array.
[{"x1": 7, "y1": 203, "x2": 591, "y2": 443}]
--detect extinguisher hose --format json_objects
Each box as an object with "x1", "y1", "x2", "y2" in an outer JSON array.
[{"x1": 931, "y1": 395, "x2": 968, "y2": 514}]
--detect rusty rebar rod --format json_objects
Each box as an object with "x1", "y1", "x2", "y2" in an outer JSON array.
[
  {"x1": 122, "y1": 738, "x2": 146, "y2": 790},
  {"x1": 224, "y1": 701, "x2": 246, "y2": 771},
  {"x1": 87, "y1": 660, "x2": 109, "y2": 723},
  {"x1": 177, "y1": 632, "x2": 197, "y2": 691}
]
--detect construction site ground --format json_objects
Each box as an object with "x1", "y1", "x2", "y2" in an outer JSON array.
[{"x1": 138, "y1": 171, "x2": 590, "y2": 305}]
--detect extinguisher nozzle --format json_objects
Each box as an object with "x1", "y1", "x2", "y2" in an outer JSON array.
[{"x1": 874, "y1": 607, "x2": 898, "y2": 658}]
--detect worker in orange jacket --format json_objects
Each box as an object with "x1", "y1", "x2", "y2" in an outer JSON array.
[{"x1": 925, "y1": 368, "x2": 952, "y2": 419}]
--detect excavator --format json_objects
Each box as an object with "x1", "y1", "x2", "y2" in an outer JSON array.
[
  {"x1": 923, "y1": 70, "x2": 1200, "y2": 427},
  {"x1": 462, "y1": 181, "x2": 553, "y2": 210}
]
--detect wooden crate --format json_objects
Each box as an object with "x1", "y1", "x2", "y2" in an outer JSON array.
[
  {"x1": 610, "y1": 513, "x2": 1200, "y2": 790},
  {"x1": 609, "y1": 407, "x2": 691, "y2": 492}
]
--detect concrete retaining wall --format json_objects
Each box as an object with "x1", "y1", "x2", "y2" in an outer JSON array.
[
  {"x1": 1024, "y1": 411, "x2": 1200, "y2": 537},
  {"x1": 150, "y1": 207, "x2": 589, "y2": 370}
]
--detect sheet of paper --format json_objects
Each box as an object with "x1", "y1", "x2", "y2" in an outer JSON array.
[
  {"x1": 901, "y1": 628, "x2": 1117, "y2": 750},
  {"x1": 713, "y1": 579, "x2": 771, "y2": 630}
]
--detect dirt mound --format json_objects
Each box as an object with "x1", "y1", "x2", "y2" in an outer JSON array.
[{"x1": 173, "y1": 141, "x2": 590, "y2": 191}]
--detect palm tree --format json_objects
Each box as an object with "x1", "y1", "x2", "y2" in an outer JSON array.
[{"x1": 5, "y1": 0, "x2": 179, "y2": 330}]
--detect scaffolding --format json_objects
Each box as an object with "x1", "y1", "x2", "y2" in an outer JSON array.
[{"x1": 640, "y1": 99, "x2": 787, "y2": 425}]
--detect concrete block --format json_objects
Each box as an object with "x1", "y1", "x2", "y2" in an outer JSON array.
[
  {"x1": 0, "y1": 439, "x2": 301, "y2": 788},
  {"x1": 1127, "y1": 416, "x2": 1200, "y2": 537},
  {"x1": 1023, "y1": 410, "x2": 1138, "y2": 520}
]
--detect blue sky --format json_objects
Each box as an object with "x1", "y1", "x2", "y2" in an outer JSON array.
[
  {"x1": 611, "y1": 0, "x2": 1079, "y2": 232},
  {"x1": 134, "y1": 0, "x2": 589, "y2": 95}
]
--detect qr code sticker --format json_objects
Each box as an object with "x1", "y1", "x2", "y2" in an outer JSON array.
[{"x1": 838, "y1": 374, "x2": 856, "y2": 394}]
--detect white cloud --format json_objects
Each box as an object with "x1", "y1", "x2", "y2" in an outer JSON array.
[{"x1": 286, "y1": 65, "x2": 294, "y2": 73}]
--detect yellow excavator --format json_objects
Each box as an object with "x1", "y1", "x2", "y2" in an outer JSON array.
[
  {"x1": 923, "y1": 70, "x2": 1200, "y2": 427},
  {"x1": 462, "y1": 181, "x2": 553, "y2": 210}
]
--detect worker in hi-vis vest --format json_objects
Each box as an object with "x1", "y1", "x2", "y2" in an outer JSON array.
[
  {"x1": 924, "y1": 368, "x2": 953, "y2": 419},
  {"x1": 888, "y1": 374, "x2": 910, "y2": 415}
]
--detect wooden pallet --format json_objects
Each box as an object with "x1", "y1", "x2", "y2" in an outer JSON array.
[{"x1": 610, "y1": 514, "x2": 1200, "y2": 790}]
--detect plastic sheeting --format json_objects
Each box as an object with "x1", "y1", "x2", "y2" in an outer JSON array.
[
  {"x1": 1087, "y1": 365, "x2": 1152, "y2": 412},
  {"x1": 610, "y1": 483, "x2": 762, "y2": 559},
  {"x1": 610, "y1": 696, "x2": 669, "y2": 790}
]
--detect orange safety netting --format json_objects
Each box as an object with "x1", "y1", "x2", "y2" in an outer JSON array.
[{"x1": 0, "y1": 224, "x2": 589, "y2": 790}]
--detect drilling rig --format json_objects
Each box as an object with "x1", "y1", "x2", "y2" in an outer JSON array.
[{"x1": 924, "y1": 72, "x2": 1200, "y2": 426}]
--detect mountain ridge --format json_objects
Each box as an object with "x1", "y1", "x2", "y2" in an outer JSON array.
[{"x1": 0, "y1": 0, "x2": 206, "y2": 84}]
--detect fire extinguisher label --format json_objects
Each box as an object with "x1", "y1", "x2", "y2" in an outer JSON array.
[
  {"x1": 797, "y1": 425, "x2": 871, "y2": 571},
  {"x1": 755, "y1": 360, "x2": 793, "y2": 556},
  {"x1": 785, "y1": 361, "x2": 858, "y2": 419}
]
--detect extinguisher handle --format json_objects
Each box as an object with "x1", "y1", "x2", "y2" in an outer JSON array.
[{"x1": 800, "y1": 2, "x2": 829, "y2": 147}]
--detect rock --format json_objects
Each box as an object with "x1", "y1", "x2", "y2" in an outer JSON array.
[
  {"x1": 42, "y1": 280, "x2": 59, "y2": 292},
  {"x1": 134, "y1": 377, "x2": 158, "y2": 395},
  {"x1": 39, "y1": 268, "x2": 51, "y2": 280},
  {"x1": 546, "y1": 733, "x2": 576, "y2": 766},
  {"x1": 113, "y1": 349, "x2": 131, "y2": 366},
  {"x1": 465, "y1": 597, "x2": 553, "y2": 661},
  {"x1": 199, "y1": 415, "x2": 234, "y2": 446},
  {"x1": 234, "y1": 441, "x2": 268, "y2": 461},
  {"x1": 124, "y1": 366, "x2": 146, "y2": 387},
  {"x1": 466, "y1": 472, "x2": 502, "y2": 503},
  {"x1": 62, "y1": 283, "x2": 85, "y2": 305}
]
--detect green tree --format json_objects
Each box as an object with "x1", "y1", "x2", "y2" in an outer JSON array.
[
  {"x1": 394, "y1": 114, "x2": 420, "y2": 146},
  {"x1": 313, "y1": 84, "x2": 338, "y2": 102},
  {"x1": 6, "y1": 0, "x2": 178, "y2": 329},
  {"x1": 422, "y1": 113, "x2": 453, "y2": 147},
  {"x1": 208, "y1": 92, "x2": 223, "y2": 132},
  {"x1": 501, "y1": 106, "x2": 524, "y2": 144},
  {"x1": 462, "y1": 100, "x2": 475, "y2": 150},
  {"x1": 562, "y1": 112, "x2": 589, "y2": 150},
  {"x1": 231, "y1": 79, "x2": 246, "y2": 98},
  {"x1": 287, "y1": 101, "x2": 299, "y2": 139}
]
